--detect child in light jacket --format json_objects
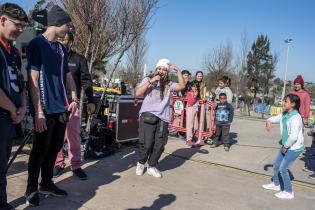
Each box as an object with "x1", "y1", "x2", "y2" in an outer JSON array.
[{"x1": 262, "y1": 94, "x2": 304, "y2": 200}]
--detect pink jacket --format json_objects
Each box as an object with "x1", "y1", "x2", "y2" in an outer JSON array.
[
  {"x1": 187, "y1": 91, "x2": 198, "y2": 107},
  {"x1": 290, "y1": 89, "x2": 311, "y2": 120}
]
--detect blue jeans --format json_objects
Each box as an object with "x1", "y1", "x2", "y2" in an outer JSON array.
[{"x1": 273, "y1": 149, "x2": 302, "y2": 192}]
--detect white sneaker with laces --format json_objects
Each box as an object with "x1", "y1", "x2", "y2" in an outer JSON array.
[
  {"x1": 147, "y1": 167, "x2": 162, "y2": 178},
  {"x1": 275, "y1": 191, "x2": 294, "y2": 199},
  {"x1": 262, "y1": 182, "x2": 280, "y2": 191},
  {"x1": 136, "y1": 162, "x2": 145, "y2": 176}
]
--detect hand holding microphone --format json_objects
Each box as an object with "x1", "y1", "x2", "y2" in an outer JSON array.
[{"x1": 149, "y1": 73, "x2": 162, "y2": 86}]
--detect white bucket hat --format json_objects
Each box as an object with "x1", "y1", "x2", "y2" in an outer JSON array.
[{"x1": 155, "y1": 58, "x2": 170, "y2": 70}]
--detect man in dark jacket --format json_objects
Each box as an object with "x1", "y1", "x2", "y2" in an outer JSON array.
[
  {"x1": 0, "y1": 3, "x2": 28, "y2": 210},
  {"x1": 54, "y1": 32, "x2": 95, "y2": 180}
]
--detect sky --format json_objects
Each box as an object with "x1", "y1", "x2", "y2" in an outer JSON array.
[{"x1": 4, "y1": 0, "x2": 315, "y2": 82}]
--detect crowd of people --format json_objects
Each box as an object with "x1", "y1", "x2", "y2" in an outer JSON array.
[
  {"x1": 0, "y1": 2, "x2": 314, "y2": 210},
  {"x1": 169, "y1": 70, "x2": 235, "y2": 150}
]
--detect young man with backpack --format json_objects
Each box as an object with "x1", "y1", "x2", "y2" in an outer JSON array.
[
  {"x1": 25, "y1": 5, "x2": 77, "y2": 206},
  {"x1": 0, "y1": 3, "x2": 28, "y2": 210}
]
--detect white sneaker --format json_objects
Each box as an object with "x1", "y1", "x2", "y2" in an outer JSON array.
[
  {"x1": 147, "y1": 167, "x2": 162, "y2": 178},
  {"x1": 262, "y1": 182, "x2": 281, "y2": 191},
  {"x1": 275, "y1": 191, "x2": 294, "y2": 199},
  {"x1": 136, "y1": 162, "x2": 145, "y2": 176}
]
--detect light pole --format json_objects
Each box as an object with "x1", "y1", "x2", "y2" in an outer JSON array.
[{"x1": 281, "y1": 38, "x2": 293, "y2": 104}]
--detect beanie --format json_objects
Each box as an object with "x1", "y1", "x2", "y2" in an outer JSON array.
[
  {"x1": 294, "y1": 75, "x2": 304, "y2": 87},
  {"x1": 155, "y1": 58, "x2": 170, "y2": 70},
  {"x1": 47, "y1": 5, "x2": 71, "y2": 27}
]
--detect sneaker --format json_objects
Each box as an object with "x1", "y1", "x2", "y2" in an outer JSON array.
[
  {"x1": 39, "y1": 182, "x2": 67, "y2": 197},
  {"x1": 302, "y1": 167, "x2": 313, "y2": 173},
  {"x1": 262, "y1": 182, "x2": 281, "y2": 191},
  {"x1": 25, "y1": 191, "x2": 40, "y2": 206},
  {"x1": 147, "y1": 166, "x2": 162, "y2": 178},
  {"x1": 186, "y1": 140, "x2": 193, "y2": 146},
  {"x1": 275, "y1": 191, "x2": 294, "y2": 199},
  {"x1": 73, "y1": 168, "x2": 88, "y2": 180},
  {"x1": 210, "y1": 141, "x2": 222, "y2": 148},
  {"x1": 224, "y1": 145, "x2": 230, "y2": 151},
  {"x1": 0, "y1": 203, "x2": 15, "y2": 210},
  {"x1": 136, "y1": 162, "x2": 145, "y2": 176},
  {"x1": 205, "y1": 139, "x2": 214, "y2": 145},
  {"x1": 309, "y1": 173, "x2": 315, "y2": 179},
  {"x1": 53, "y1": 166, "x2": 65, "y2": 177}
]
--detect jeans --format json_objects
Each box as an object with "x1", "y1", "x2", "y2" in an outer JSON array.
[
  {"x1": 212, "y1": 124, "x2": 231, "y2": 146},
  {"x1": 138, "y1": 115, "x2": 169, "y2": 167},
  {"x1": 27, "y1": 114, "x2": 67, "y2": 192},
  {"x1": 273, "y1": 149, "x2": 302, "y2": 192},
  {"x1": 0, "y1": 115, "x2": 15, "y2": 208}
]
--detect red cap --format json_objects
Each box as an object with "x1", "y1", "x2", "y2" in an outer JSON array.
[{"x1": 294, "y1": 75, "x2": 304, "y2": 87}]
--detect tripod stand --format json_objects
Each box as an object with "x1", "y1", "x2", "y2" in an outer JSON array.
[{"x1": 6, "y1": 130, "x2": 33, "y2": 172}]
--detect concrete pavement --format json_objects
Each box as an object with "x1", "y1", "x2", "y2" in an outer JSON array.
[{"x1": 6, "y1": 117, "x2": 315, "y2": 210}]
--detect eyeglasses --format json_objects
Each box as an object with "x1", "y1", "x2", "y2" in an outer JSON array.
[{"x1": 7, "y1": 18, "x2": 27, "y2": 30}]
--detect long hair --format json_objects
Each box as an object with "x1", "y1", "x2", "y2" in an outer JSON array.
[
  {"x1": 149, "y1": 69, "x2": 169, "y2": 100},
  {"x1": 188, "y1": 80, "x2": 201, "y2": 98}
]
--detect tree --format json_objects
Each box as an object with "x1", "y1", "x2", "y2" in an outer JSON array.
[
  {"x1": 234, "y1": 31, "x2": 249, "y2": 96},
  {"x1": 62, "y1": 0, "x2": 158, "y2": 86},
  {"x1": 245, "y1": 34, "x2": 277, "y2": 117},
  {"x1": 204, "y1": 41, "x2": 234, "y2": 87},
  {"x1": 123, "y1": 35, "x2": 148, "y2": 88}
]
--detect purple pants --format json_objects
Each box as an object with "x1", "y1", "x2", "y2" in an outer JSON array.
[{"x1": 55, "y1": 106, "x2": 81, "y2": 170}]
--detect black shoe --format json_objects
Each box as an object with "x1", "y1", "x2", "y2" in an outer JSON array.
[
  {"x1": 39, "y1": 182, "x2": 67, "y2": 197},
  {"x1": 309, "y1": 173, "x2": 315, "y2": 179},
  {"x1": 0, "y1": 203, "x2": 15, "y2": 210},
  {"x1": 25, "y1": 191, "x2": 40, "y2": 206},
  {"x1": 210, "y1": 141, "x2": 222, "y2": 148},
  {"x1": 72, "y1": 168, "x2": 88, "y2": 180},
  {"x1": 53, "y1": 166, "x2": 65, "y2": 177}
]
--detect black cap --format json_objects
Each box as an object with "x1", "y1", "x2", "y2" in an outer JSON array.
[
  {"x1": 32, "y1": 9, "x2": 47, "y2": 26},
  {"x1": 47, "y1": 5, "x2": 71, "y2": 26}
]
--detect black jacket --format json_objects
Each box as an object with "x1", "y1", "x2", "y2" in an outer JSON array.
[
  {"x1": 0, "y1": 43, "x2": 23, "y2": 115},
  {"x1": 68, "y1": 50, "x2": 94, "y2": 103}
]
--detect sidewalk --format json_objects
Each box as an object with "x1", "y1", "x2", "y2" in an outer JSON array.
[{"x1": 6, "y1": 117, "x2": 315, "y2": 210}]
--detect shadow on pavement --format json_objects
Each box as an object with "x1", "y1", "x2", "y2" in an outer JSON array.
[
  {"x1": 159, "y1": 147, "x2": 208, "y2": 172},
  {"x1": 7, "y1": 160, "x2": 28, "y2": 176},
  {"x1": 229, "y1": 132, "x2": 238, "y2": 146},
  {"x1": 9, "y1": 149, "x2": 137, "y2": 209},
  {"x1": 126, "y1": 194, "x2": 176, "y2": 210}
]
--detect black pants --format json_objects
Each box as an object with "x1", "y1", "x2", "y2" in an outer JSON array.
[
  {"x1": 138, "y1": 116, "x2": 169, "y2": 167},
  {"x1": 212, "y1": 124, "x2": 230, "y2": 146},
  {"x1": 27, "y1": 115, "x2": 67, "y2": 192},
  {"x1": 0, "y1": 115, "x2": 15, "y2": 208}
]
